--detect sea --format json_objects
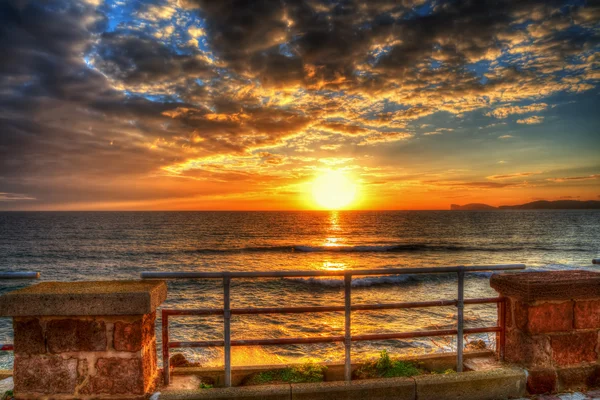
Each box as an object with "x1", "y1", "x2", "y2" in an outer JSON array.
[{"x1": 1, "y1": 210, "x2": 599, "y2": 369}]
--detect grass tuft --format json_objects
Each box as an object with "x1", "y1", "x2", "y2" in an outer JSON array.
[
  {"x1": 355, "y1": 350, "x2": 422, "y2": 379},
  {"x1": 245, "y1": 362, "x2": 327, "y2": 385}
]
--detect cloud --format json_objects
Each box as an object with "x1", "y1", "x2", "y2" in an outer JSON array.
[
  {"x1": 498, "y1": 135, "x2": 513, "y2": 139},
  {"x1": 547, "y1": 174, "x2": 600, "y2": 182},
  {"x1": 487, "y1": 103, "x2": 548, "y2": 118},
  {"x1": 517, "y1": 116, "x2": 544, "y2": 124},
  {"x1": 0, "y1": 0, "x2": 599, "y2": 209},
  {"x1": 487, "y1": 172, "x2": 539, "y2": 180},
  {"x1": 0, "y1": 193, "x2": 36, "y2": 201}
]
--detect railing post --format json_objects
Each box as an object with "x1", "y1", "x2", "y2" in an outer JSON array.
[
  {"x1": 456, "y1": 267, "x2": 465, "y2": 372},
  {"x1": 223, "y1": 276, "x2": 232, "y2": 387},
  {"x1": 344, "y1": 273, "x2": 352, "y2": 382},
  {"x1": 162, "y1": 309, "x2": 170, "y2": 386}
]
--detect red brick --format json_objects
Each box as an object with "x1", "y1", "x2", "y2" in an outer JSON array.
[
  {"x1": 80, "y1": 357, "x2": 144, "y2": 395},
  {"x1": 505, "y1": 326, "x2": 552, "y2": 367},
  {"x1": 574, "y1": 300, "x2": 600, "y2": 329},
  {"x1": 13, "y1": 318, "x2": 45, "y2": 355},
  {"x1": 526, "y1": 368, "x2": 557, "y2": 394},
  {"x1": 527, "y1": 301, "x2": 573, "y2": 334},
  {"x1": 113, "y1": 312, "x2": 155, "y2": 352},
  {"x1": 13, "y1": 354, "x2": 78, "y2": 394},
  {"x1": 47, "y1": 318, "x2": 107, "y2": 353},
  {"x1": 550, "y1": 331, "x2": 598, "y2": 366}
]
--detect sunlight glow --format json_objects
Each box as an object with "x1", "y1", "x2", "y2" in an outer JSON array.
[{"x1": 312, "y1": 170, "x2": 357, "y2": 210}]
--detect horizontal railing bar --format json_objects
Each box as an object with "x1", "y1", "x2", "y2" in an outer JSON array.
[
  {"x1": 0, "y1": 272, "x2": 40, "y2": 279},
  {"x1": 161, "y1": 297, "x2": 504, "y2": 317},
  {"x1": 167, "y1": 326, "x2": 501, "y2": 348},
  {"x1": 141, "y1": 264, "x2": 524, "y2": 279},
  {"x1": 352, "y1": 327, "x2": 501, "y2": 342}
]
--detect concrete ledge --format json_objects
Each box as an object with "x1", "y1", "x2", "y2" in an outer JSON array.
[
  {"x1": 0, "y1": 280, "x2": 167, "y2": 316},
  {"x1": 171, "y1": 350, "x2": 495, "y2": 386},
  {"x1": 414, "y1": 368, "x2": 526, "y2": 400},
  {"x1": 159, "y1": 366, "x2": 525, "y2": 400},
  {"x1": 160, "y1": 384, "x2": 291, "y2": 399},
  {"x1": 291, "y1": 378, "x2": 415, "y2": 400}
]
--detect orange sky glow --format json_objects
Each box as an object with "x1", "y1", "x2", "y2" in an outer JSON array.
[{"x1": 0, "y1": 0, "x2": 598, "y2": 211}]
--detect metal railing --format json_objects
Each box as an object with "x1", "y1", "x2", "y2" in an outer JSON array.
[
  {"x1": 0, "y1": 271, "x2": 40, "y2": 351},
  {"x1": 141, "y1": 264, "x2": 525, "y2": 386}
]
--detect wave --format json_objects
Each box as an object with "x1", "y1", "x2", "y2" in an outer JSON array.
[
  {"x1": 283, "y1": 263, "x2": 596, "y2": 288},
  {"x1": 185, "y1": 243, "x2": 591, "y2": 254},
  {"x1": 284, "y1": 271, "x2": 495, "y2": 288}
]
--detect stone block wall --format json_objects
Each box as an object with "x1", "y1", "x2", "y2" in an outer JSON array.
[
  {"x1": 491, "y1": 271, "x2": 600, "y2": 395},
  {"x1": 13, "y1": 313, "x2": 158, "y2": 399}
]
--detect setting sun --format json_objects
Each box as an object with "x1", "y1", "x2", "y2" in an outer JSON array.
[{"x1": 312, "y1": 170, "x2": 357, "y2": 210}]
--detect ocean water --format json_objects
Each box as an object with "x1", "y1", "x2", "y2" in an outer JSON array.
[{"x1": 0, "y1": 210, "x2": 599, "y2": 368}]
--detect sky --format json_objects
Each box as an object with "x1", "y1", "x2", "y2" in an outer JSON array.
[{"x1": 0, "y1": 0, "x2": 598, "y2": 211}]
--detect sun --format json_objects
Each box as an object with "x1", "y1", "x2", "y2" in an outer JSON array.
[{"x1": 312, "y1": 170, "x2": 357, "y2": 210}]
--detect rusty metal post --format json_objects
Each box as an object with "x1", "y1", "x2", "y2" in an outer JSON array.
[
  {"x1": 344, "y1": 273, "x2": 352, "y2": 382},
  {"x1": 162, "y1": 309, "x2": 170, "y2": 386},
  {"x1": 223, "y1": 276, "x2": 232, "y2": 387},
  {"x1": 456, "y1": 267, "x2": 465, "y2": 372}
]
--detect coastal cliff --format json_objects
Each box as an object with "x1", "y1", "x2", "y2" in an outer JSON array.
[{"x1": 451, "y1": 200, "x2": 600, "y2": 210}]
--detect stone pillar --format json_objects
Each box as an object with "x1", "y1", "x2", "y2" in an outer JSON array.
[
  {"x1": 0, "y1": 280, "x2": 167, "y2": 399},
  {"x1": 490, "y1": 270, "x2": 600, "y2": 395}
]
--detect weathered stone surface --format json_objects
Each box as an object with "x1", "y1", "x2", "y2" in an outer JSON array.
[
  {"x1": 293, "y1": 377, "x2": 415, "y2": 400},
  {"x1": 550, "y1": 332, "x2": 598, "y2": 366},
  {"x1": 414, "y1": 368, "x2": 526, "y2": 400},
  {"x1": 527, "y1": 302, "x2": 573, "y2": 334},
  {"x1": 161, "y1": 384, "x2": 291, "y2": 400},
  {"x1": 505, "y1": 297, "x2": 514, "y2": 329},
  {"x1": 13, "y1": 354, "x2": 78, "y2": 394},
  {"x1": 574, "y1": 300, "x2": 600, "y2": 329},
  {"x1": 13, "y1": 318, "x2": 45, "y2": 355},
  {"x1": 0, "y1": 280, "x2": 167, "y2": 316},
  {"x1": 527, "y1": 368, "x2": 557, "y2": 394},
  {"x1": 142, "y1": 340, "x2": 158, "y2": 392},
  {"x1": 514, "y1": 300, "x2": 529, "y2": 331},
  {"x1": 113, "y1": 312, "x2": 155, "y2": 352},
  {"x1": 505, "y1": 327, "x2": 552, "y2": 366},
  {"x1": 80, "y1": 357, "x2": 144, "y2": 395},
  {"x1": 47, "y1": 318, "x2": 107, "y2": 353},
  {"x1": 557, "y1": 364, "x2": 600, "y2": 391},
  {"x1": 491, "y1": 271, "x2": 600, "y2": 302}
]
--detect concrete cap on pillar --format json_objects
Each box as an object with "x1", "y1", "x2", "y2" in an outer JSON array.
[
  {"x1": 490, "y1": 270, "x2": 600, "y2": 302},
  {"x1": 0, "y1": 280, "x2": 167, "y2": 316}
]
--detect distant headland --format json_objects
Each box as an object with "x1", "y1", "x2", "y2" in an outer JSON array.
[{"x1": 450, "y1": 200, "x2": 600, "y2": 210}]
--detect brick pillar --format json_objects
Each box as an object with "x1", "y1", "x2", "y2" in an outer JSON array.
[
  {"x1": 490, "y1": 271, "x2": 600, "y2": 395},
  {"x1": 0, "y1": 281, "x2": 167, "y2": 400}
]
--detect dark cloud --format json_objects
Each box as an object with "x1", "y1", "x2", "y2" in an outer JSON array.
[{"x1": 92, "y1": 32, "x2": 215, "y2": 86}]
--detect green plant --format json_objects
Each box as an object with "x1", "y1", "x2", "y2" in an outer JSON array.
[
  {"x1": 355, "y1": 350, "x2": 421, "y2": 379},
  {"x1": 245, "y1": 362, "x2": 327, "y2": 385},
  {"x1": 375, "y1": 350, "x2": 392, "y2": 371},
  {"x1": 285, "y1": 362, "x2": 327, "y2": 383},
  {"x1": 1, "y1": 390, "x2": 13, "y2": 400},
  {"x1": 199, "y1": 382, "x2": 213, "y2": 389}
]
